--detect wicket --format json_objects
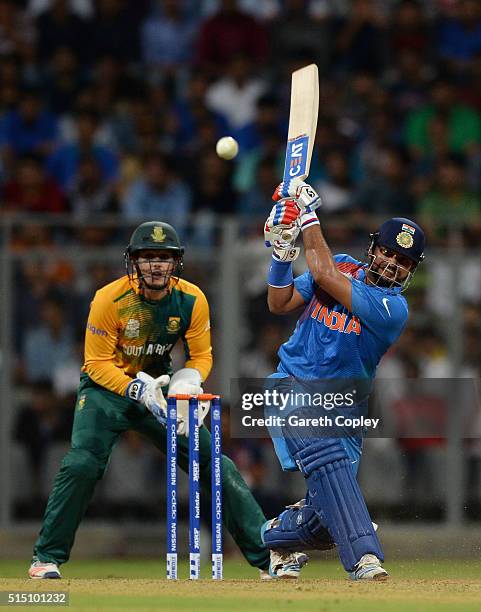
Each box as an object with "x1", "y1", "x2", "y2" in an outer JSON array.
[{"x1": 166, "y1": 394, "x2": 223, "y2": 580}]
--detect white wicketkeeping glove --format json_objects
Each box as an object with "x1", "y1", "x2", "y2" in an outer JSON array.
[
  {"x1": 168, "y1": 368, "x2": 210, "y2": 436},
  {"x1": 126, "y1": 371, "x2": 170, "y2": 424}
]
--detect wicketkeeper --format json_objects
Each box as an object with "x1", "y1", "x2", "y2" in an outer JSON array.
[{"x1": 29, "y1": 221, "x2": 269, "y2": 579}]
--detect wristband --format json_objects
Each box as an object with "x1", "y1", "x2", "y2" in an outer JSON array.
[
  {"x1": 267, "y1": 255, "x2": 294, "y2": 288},
  {"x1": 300, "y1": 211, "x2": 320, "y2": 231}
]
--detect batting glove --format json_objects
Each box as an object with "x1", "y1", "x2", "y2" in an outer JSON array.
[
  {"x1": 264, "y1": 200, "x2": 301, "y2": 247},
  {"x1": 126, "y1": 371, "x2": 170, "y2": 424},
  {"x1": 272, "y1": 178, "x2": 322, "y2": 213}
]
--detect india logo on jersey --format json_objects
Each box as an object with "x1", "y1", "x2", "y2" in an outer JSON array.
[{"x1": 311, "y1": 304, "x2": 361, "y2": 335}]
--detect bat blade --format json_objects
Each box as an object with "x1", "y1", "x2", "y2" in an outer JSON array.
[{"x1": 283, "y1": 64, "x2": 319, "y2": 187}]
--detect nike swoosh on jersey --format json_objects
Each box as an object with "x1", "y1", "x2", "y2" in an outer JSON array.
[{"x1": 382, "y1": 297, "x2": 391, "y2": 317}]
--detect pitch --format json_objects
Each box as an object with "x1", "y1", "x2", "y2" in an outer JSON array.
[{"x1": 1, "y1": 559, "x2": 481, "y2": 611}]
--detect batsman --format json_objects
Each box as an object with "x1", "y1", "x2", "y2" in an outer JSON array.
[
  {"x1": 29, "y1": 221, "x2": 270, "y2": 579},
  {"x1": 261, "y1": 179, "x2": 425, "y2": 579}
]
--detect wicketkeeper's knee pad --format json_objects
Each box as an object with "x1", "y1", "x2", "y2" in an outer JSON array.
[
  {"x1": 283, "y1": 427, "x2": 383, "y2": 572},
  {"x1": 262, "y1": 499, "x2": 335, "y2": 551},
  {"x1": 60, "y1": 448, "x2": 105, "y2": 480}
]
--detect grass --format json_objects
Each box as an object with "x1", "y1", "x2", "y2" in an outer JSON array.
[{"x1": 1, "y1": 559, "x2": 481, "y2": 611}]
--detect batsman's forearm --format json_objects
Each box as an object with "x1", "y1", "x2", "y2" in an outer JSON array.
[
  {"x1": 302, "y1": 225, "x2": 352, "y2": 310},
  {"x1": 267, "y1": 285, "x2": 294, "y2": 314},
  {"x1": 303, "y1": 225, "x2": 338, "y2": 280}
]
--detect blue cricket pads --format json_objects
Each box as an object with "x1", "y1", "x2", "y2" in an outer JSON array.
[
  {"x1": 261, "y1": 498, "x2": 335, "y2": 551},
  {"x1": 283, "y1": 411, "x2": 383, "y2": 572}
]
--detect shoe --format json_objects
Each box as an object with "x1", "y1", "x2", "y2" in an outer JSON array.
[
  {"x1": 269, "y1": 550, "x2": 309, "y2": 579},
  {"x1": 259, "y1": 569, "x2": 273, "y2": 580},
  {"x1": 349, "y1": 554, "x2": 388, "y2": 581},
  {"x1": 28, "y1": 560, "x2": 61, "y2": 579}
]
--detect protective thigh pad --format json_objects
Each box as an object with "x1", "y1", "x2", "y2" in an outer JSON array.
[
  {"x1": 262, "y1": 500, "x2": 335, "y2": 551},
  {"x1": 284, "y1": 425, "x2": 383, "y2": 572}
]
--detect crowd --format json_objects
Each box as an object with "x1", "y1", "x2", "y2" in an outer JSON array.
[{"x1": 2, "y1": 0, "x2": 481, "y2": 520}]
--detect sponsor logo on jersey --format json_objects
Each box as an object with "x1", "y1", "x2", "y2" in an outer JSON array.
[
  {"x1": 77, "y1": 395, "x2": 86, "y2": 410},
  {"x1": 86, "y1": 322, "x2": 108, "y2": 337},
  {"x1": 151, "y1": 226, "x2": 166, "y2": 242},
  {"x1": 311, "y1": 304, "x2": 361, "y2": 335},
  {"x1": 166, "y1": 317, "x2": 181, "y2": 333},
  {"x1": 396, "y1": 231, "x2": 414, "y2": 248},
  {"x1": 122, "y1": 342, "x2": 173, "y2": 357},
  {"x1": 125, "y1": 318, "x2": 140, "y2": 338}
]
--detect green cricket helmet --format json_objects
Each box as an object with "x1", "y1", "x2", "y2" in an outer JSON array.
[{"x1": 124, "y1": 221, "x2": 184, "y2": 291}]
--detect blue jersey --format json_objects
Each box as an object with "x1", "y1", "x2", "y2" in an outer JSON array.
[{"x1": 277, "y1": 254, "x2": 408, "y2": 380}]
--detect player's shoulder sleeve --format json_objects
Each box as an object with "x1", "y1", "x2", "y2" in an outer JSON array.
[
  {"x1": 293, "y1": 270, "x2": 315, "y2": 303},
  {"x1": 351, "y1": 281, "x2": 408, "y2": 342},
  {"x1": 83, "y1": 277, "x2": 133, "y2": 395},
  {"x1": 86, "y1": 278, "x2": 125, "y2": 336},
  {"x1": 178, "y1": 279, "x2": 213, "y2": 382},
  {"x1": 333, "y1": 253, "x2": 360, "y2": 265}
]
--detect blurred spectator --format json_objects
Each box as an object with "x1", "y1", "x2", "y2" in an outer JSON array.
[
  {"x1": 46, "y1": 109, "x2": 119, "y2": 192},
  {"x1": 28, "y1": 0, "x2": 93, "y2": 19},
  {"x1": 103, "y1": 431, "x2": 158, "y2": 518},
  {"x1": 313, "y1": 148, "x2": 354, "y2": 214},
  {"x1": 437, "y1": 0, "x2": 481, "y2": 74},
  {"x1": 459, "y1": 51, "x2": 481, "y2": 114},
  {"x1": 233, "y1": 93, "x2": 284, "y2": 157},
  {"x1": 2, "y1": 154, "x2": 67, "y2": 212},
  {"x1": 34, "y1": 0, "x2": 89, "y2": 62},
  {"x1": 392, "y1": 360, "x2": 446, "y2": 506},
  {"x1": 405, "y1": 79, "x2": 481, "y2": 159},
  {"x1": 268, "y1": 0, "x2": 331, "y2": 75},
  {"x1": 1, "y1": 88, "x2": 58, "y2": 166},
  {"x1": 173, "y1": 72, "x2": 227, "y2": 155},
  {"x1": 334, "y1": 71, "x2": 378, "y2": 141},
  {"x1": 388, "y1": 0, "x2": 432, "y2": 61},
  {"x1": 354, "y1": 109, "x2": 399, "y2": 181},
  {"x1": 52, "y1": 338, "x2": 83, "y2": 396},
  {"x1": 417, "y1": 155, "x2": 481, "y2": 234},
  {"x1": 192, "y1": 151, "x2": 236, "y2": 215},
  {"x1": 0, "y1": 0, "x2": 36, "y2": 57},
  {"x1": 121, "y1": 152, "x2": 191, "y2": 237},
  {"x1": 14, "y1": 380, "x2": 73, "y2": 496},
  {"x1": 354, "y1": 146, "x2": 415, "y2": 216},
  {"x1": 141, "y1": 0, "x2": 197, "y2": 76},
  {"x1": 205, "y1": 54, "x2": 268, "y2": 136},
  {"x1": 386, "y1": 49, "x2": 433, "y2": 117},
  {"x1": 69, "y1": 154, "x2": 119, "y2": 217},
  {"x1": 22, "y1": 298, "x2": 75, "y2": 384},
  {"x1": 332, "y1": 0, "x2": 387, "y2": 76},
  {"x1": 237, "y1": 154, "x2": 280, "y2": 222},
  {"x1": 0, "y1": 52, "x2": 20, "y2": 92},
  {"x1": 241, "y1": 321, "x2": 285, "y2": 377},
  {"x1": 87, "y1": 0, "x2": 142, "y2": 64},
  {"x1": 43, "y1": 46, "x2": 85, "y2": 114},
  {"x1": 234, "y1": 125, "x2": 283, "y2": 193},
  {"x1": 196, "y1": 0, "x2": 268, "y2": 74}
]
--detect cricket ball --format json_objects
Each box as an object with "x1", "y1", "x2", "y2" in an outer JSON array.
[{"x1": 216, "y1": 136, "x2": 239, "y2": 160}]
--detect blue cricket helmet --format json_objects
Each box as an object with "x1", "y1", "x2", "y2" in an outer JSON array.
[{"x1": 372, "y1": 217, "x2": 425, "y2": 264}]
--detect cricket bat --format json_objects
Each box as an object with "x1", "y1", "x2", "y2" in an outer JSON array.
[{"x1": 282, "y1": 64, "x2": 319, "y2": 188}]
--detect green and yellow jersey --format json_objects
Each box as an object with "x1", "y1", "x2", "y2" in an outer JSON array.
[{"x1": 82, "y1": 275, "x2": 212, "y2": 395}]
